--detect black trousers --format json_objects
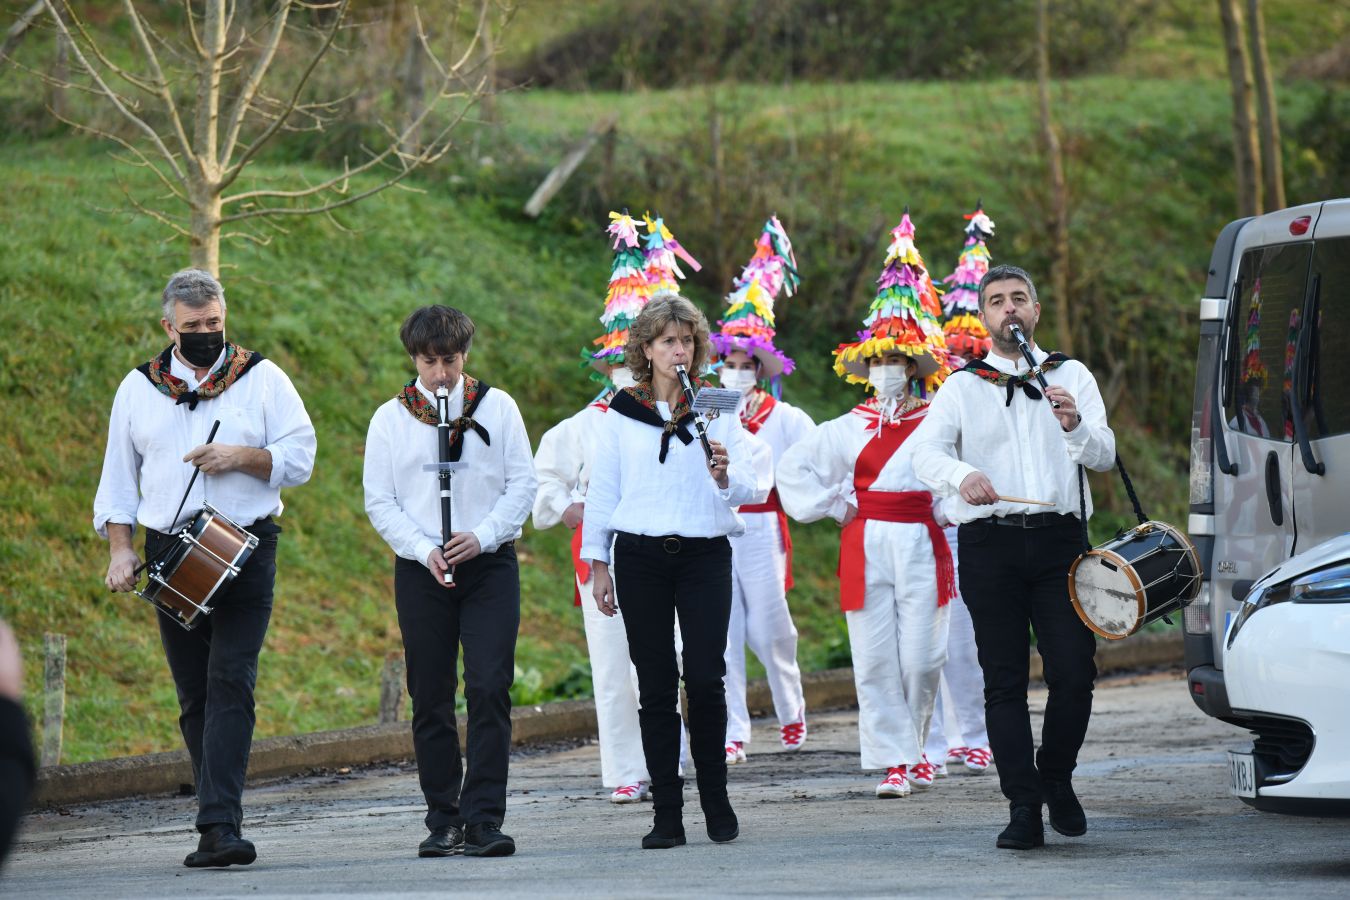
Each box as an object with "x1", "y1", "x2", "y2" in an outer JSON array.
[
  {"x1": 956, "y1": 517, "x2": 1097, "y2": 808},
  {"x1": 394, "y1": 545, "x2": 519, "y2": 830},
  {"x1": 612, "y1": 533, "x2": 733, "y2": 809},
  {"x1": 151, "y1": 522, "x2": 279, "y2": 833}
]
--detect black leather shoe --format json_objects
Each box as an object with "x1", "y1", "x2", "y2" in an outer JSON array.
[
  {"x1": 183, "y1": 824, "x2": 257, "y2": 868},
  {"x1": 996, "y1": 805, "x2": 1045, "y2": 850},
  {"x1": 418, "y1": 825, "x2": 465, "y2": 858},
  {"x1": 1044, "y1": 779, "x2": 1087, "y2": 836},
  {"x1": 463, "y1": 822, "x2": 516, "y2": 857}
]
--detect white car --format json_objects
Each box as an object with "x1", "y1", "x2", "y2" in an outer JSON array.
[{"x1": 1223, "y1": 533, "x2": 1350, "y2": 815}]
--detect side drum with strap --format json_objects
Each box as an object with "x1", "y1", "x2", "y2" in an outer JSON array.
[
  {"x1": 137, "y1": 503, "x2": 259, "y2": 630},
  {"x1": 1068, "y1": 520, "x2": 1201, "y2": 640}
]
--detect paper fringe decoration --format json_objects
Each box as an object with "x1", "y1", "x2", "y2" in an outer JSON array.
[
  {"x1": 582, "y1": 210, "x2": 702, "y2": 384},
  {"x1": 833, "y1": 211, "x2": 951, "y2": 396},
  {"x1": 711, "y1": 215, "x2": 799, "y2": 381},
  {"x1": 1241, "y1": 278, "x2": 1267, "y2": 388},
  {"x1": 940, "y1": 205, "x2": 995, "y2": 359}
]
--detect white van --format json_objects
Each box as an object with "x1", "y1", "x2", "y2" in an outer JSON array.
[{"x1": 1186, "y1": 198, "x2": 1350, "y2": 812}]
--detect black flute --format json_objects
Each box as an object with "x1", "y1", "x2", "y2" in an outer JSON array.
[
  {"x1": 435, "y1": 386, "x2": 456, "y2": 586},
  {"x1": 1009, "y1": 323, "x2": 1062, "y2": 409},
  {"x1": 673, "y1": 364, "x2": 714, "y2": 463}
]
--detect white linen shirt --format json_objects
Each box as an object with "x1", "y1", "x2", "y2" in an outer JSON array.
[
  {"x1": 363, "y1": 376, "x2": 538, "y2": 568},
  {"x1": 740, "y1": 394, "x2": 815, "y2": 478},
  {"x1": 581, "y1": 400, "x2": 766, "y2": 566},
  {"x1": 909, "y1": 346, "x2": 1116, "y2": 523},
  {"x1": 531, "y1": 400, "x2": 608, "y2": 530},
  {"x1": 93, "y1": 348, "x2": 316, "y2": 537}
]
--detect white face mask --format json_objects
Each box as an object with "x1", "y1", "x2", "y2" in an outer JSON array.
[
  {"x1": 719, "y1": 367, "x2": 758, "y2": 395},
  {"x1": 609, "y1": 367, "x2": 637, "y2": 390},
  {"x1": 868, "y1": 364, "x2": 910, "y2": 398}
]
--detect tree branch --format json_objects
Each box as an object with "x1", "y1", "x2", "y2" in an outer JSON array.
[
  {"x1": 0, "y1": 0, "x2": 47, "y2": 69},
  {"x1": 43, "y1": 1, "x2": 188, "y2": 183},
  {"x1": 215, "y1": 0, "x2": 349, "y2": 193},
  {"x1": 124, "y1": 0, "x2": 195, "y2": 164},
  {"x1": 218, "y1": 0, "x2": 292, "y2": 167}
]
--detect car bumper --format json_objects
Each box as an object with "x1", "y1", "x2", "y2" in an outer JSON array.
[{"x1": 1225, "y1": 602, "x2": 1350, "y2": 810}]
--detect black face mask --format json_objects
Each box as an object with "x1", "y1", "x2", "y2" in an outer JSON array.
[{"x1": 177, "y1": 330, "x2": 225, "y2": 368}]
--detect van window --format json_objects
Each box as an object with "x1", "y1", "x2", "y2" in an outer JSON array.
[
  {"x1": 1226, "y1": 243, "x2": 1312, "y2": 441},
  {"x1": 1306, "y1": 237, "x2": 1350, "y2": 439}
]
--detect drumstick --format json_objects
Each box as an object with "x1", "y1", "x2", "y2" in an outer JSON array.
[{"x1": 998, "y1": 495, "x2": 1055, "y2": 507}]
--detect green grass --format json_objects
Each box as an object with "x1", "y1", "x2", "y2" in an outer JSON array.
[{"x1": 1, "y1": 63, "x2": 1341, "y2": 761}]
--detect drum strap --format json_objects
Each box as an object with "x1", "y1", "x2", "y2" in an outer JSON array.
[{"x1": 1076, "y1": 454, "x2": 1149, "y2": 551}]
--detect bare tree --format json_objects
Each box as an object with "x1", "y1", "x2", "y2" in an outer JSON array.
[
  {"x1": 1217, "y1": 0, "x2": 1262, "y2": 216},
  {"x1": 1035, "y1": 0, "x2": 1073, "y2": 354},
  {"x1": 0, "y1": 1, "x2": 47, "y2": 71},
  {"x1": 29, "y1": 0, "x2": 508, "y2": 275},
  {"x1": 1246, "y1": 0, "x2": 1284, "y2": 210}
]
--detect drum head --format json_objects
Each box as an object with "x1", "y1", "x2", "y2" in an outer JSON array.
[{"x1": 1069, "y1": 550, "x2": 1143, "y2": 640}]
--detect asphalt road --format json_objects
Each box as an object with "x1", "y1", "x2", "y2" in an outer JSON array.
[{"x1": 5, "y1": 671, "x2": 1349, "y2": 898}]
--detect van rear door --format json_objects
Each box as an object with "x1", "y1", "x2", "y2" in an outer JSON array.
[
  {"x1": 1213, "y1": 226, "x2": 1312, "y2": 644},
  {"x1": 1289, "y1": 204, "x2": 1350, "y2": 552}
]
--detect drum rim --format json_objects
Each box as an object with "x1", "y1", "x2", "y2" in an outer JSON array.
[
  {"x1": 1148, "y1": 521, "x2": 1203, "y2": 603},
  {"x1": 1068, "y1": 547, "x2": 1145, "y2": 641}
]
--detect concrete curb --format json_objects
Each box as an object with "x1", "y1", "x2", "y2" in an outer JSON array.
[{"x1": 34, "y1": 630, "x2": 1182, "y2": 808}]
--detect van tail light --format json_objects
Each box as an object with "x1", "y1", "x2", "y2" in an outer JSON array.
[{"x1": 1184, "y1": 582, "x2": 1212, "y2": 635}]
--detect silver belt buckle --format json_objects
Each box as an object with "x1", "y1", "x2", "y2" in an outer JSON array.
[{"x1": 663, "y1": 536, "x2": 681, "y2": 554}]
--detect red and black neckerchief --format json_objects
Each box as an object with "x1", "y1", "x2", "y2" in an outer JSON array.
[
  {"x1": 137, "y1": 343, "x2": 264, "y2": 410},
  {"x1": 398, "y1": 375, "x2": 492, "y2": 461},
  {"x1": 610, "y1": 382, "x2": 703, "y2": 463},
  {"x1": 957, "y1": 352, "x2": 1071, "y2": 406},
  {"x1": 740, "y1": 388, "x2": 776, "y2": 434}
]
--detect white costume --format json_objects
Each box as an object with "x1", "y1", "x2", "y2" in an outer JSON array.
[
  {"x1": 777, "y1": 400, "x2": 952, "y2": 770},
  {"x1": 923, "y1": 523, "x2": 989, "y2": 762},
  {"x1": 724, "y1": 390, "x2": 813, "y2": 746}
]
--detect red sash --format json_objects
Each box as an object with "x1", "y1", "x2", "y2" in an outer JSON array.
[
  {"x1": 738, "y1": 488, "x2": 795, "y2": 591},
  {"x1": 571, "y1": 524, "x2": 590, "y2": 606},
  {"x1": 837, "y1": 415, "x2": 955, "y2": 611}
]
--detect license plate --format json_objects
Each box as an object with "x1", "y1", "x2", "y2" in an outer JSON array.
[{"x1": 1228, "y1": 750, "x2": 1257, "y2": 798}]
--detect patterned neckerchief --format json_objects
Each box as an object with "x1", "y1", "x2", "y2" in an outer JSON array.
[
  {"x1": 851, "y1": 395, "x2": 928, "y2": 435},
  {"x1": 137, "y1": 343, "x2": 263, "y2": 411},
  {"x1": 740, "y1": 388, "x2": 776, "y2": 434},
  {"x1": 958, "y1": 353, "x2": 1070, "y2": 406},
  {"x1": 610, "y1": 381, "x2": 706, "y2": 463},
  {"x1": 398, "y1": 376, "x2": 492, "y2": 460}
]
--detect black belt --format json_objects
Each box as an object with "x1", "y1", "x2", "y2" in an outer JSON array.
[
  {"x1": 990, "y1": 512, "x2": 1077, "y2": 529},
  {"x1": 146, "y1": 515, "x2": 276, "y2": 542},
  {"x1": 616, "y1": 532, "x2": 727, "y2": 554}
]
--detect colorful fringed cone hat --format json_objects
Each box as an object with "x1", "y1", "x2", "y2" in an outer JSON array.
[
  {"x1": 833, "y1": 210, "x2": 950, "y2": 392},
  {"x1": 585, "y1": 210, "x2": 652, "y2": 374},
  {"x1": 940, "y1": 203, "x2": 995, "y2": 359},
  {"x1": 710, "y1": 215, "x2": 799, "y2": 379},
  {"x1": 641, "y1": 212, "x2": 702, "y2": 296}
]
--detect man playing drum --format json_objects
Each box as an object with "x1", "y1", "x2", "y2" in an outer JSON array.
[
  {"x1": 95, "y1": 268, "x2": 316, "y2": 868},
  {"x1": 911, "y1": 264, "x2": 1116, "y2": 851}
]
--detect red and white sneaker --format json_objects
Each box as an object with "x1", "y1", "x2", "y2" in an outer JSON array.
[
  {"x1": 910, "y1": 756, "x2": 936, "y2": 791},
  {"x1": 964, "y1": 746, "x2": 992, "y2": 773},
  {"x1": 780, "y1": 720, "x2": 807, "y2": 752},
  {"x1": 945, "y1": 746, "x2": 969, "y2": 767},
  {"x1": 875, "y1": 766, "x2": 911, "y2": 798},
  {"x1": 610, "y1": 781, "x2": 650, "y2": 804},
  {"x1": 932, "y1": 761, "x2": 950, "y2": 778},
  {"x1": 725, "y1": 741, "x2": 747, "y2": 765}
]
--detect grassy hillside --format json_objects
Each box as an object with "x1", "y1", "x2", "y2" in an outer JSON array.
[{"x1": 1, "y1": 68, "x2": 1341, "y2": 762}]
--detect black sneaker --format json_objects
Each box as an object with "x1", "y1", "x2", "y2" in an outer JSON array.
[
  {"x1": 641, "y1": 825, "x2": 687, "y2": 849},
  {"x1": 183, "y1": 824, "x2": 257, "y2": 868},
  {"x1": 418, "y1": 825, "x2": 465, "y2": 858},
  {"x1": 1043, "y1": 779, "x2": 1087, "y2": 836},
  {"x1": 995, "y1": 805, "x2": 1045, "y2": 850},
  {"x1": 463, "y1": 822, "x2": 516, "y2": 857}
]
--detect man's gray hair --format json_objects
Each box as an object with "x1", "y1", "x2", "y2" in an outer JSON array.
[
  {"x1": 161, "y1": 268, "x2": 226, "y2": 324},
  {"x1": 978, "y1": 264, "x2": 1038, "y2": 310}
]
